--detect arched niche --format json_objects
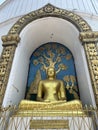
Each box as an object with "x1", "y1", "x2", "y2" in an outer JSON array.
[
  {"x1": 3, "y1": 17, "x2": 96, "y2": 107},
  {"x1": 26, "y1": 42, "x2": 80, "y2": 101}
]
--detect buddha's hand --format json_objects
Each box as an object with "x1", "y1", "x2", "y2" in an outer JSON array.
[
  {"x1": 60, "y1": 97, "x2": 66, "y2": 101},
  {"x1": 37, "y1": 97, "x2": 44, "y2": 102}
]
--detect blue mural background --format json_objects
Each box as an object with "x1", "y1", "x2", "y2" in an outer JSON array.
[{"x1": 26, "y1": 42, "x2": 80, "y2": 101}]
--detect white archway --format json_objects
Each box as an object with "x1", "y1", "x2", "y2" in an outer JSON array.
[{"x1": 3, "y1": 17, "x2": 96, "y2": 107}]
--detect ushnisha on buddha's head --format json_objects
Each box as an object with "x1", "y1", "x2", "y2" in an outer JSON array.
[{"x1": 46, "y1": 67, "x2": 56, "y2": 79}]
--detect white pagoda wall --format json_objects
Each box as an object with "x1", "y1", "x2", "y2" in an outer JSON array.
[{"x1": 0, "y1": 0, "x2": 98, "y2": 23}]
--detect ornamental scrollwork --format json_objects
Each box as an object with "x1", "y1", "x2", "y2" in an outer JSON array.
[
  {"x1": 0, "y1": 34, "x2": 20, "y2": 106},
  {"x1": 43, "y1": 4, "x2": 55, "y2": 13},
  {"x1": 79, "y1": 31, "x2": 98, "y2": 43},
  {"x1": 80, "y1": 32, "x2": 98, "y2": 105},
  {"x1": 8, "y1": 4, "x2": 91, "y2": 34},
  {"x1": 1, "y1": 34, "x2": 20, "y2": 46}
]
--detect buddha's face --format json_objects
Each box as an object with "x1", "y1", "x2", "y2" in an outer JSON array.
[{"x1": 47, "y1": 67, "x2": 55, "y2": 77}]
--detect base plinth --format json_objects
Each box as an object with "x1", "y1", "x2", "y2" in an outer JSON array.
[{"x1": 7, "y1": 115, "x2": 94, "y2": 130}]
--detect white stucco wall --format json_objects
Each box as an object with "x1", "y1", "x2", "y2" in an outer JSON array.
[
  {"x1": 0, "y1": 0, "x2": 98, "y2": 23},
  {"x1": 2, "y1": 17, "x2": 96, "y2": 107},
  {"x1": 85, "y1": 18, "x2": 98, "y2": 31}
]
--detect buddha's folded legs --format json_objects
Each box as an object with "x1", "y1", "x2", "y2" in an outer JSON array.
[{"x1": 19, "y1": 100, "x2": 82, "y2": 110}]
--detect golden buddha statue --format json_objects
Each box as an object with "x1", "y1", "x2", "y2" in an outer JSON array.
[
  {"x1": 19, "y1": 67, "x2": 83, "y2": 112},
  {"x1": 37, "y1": 67, "x2": 66, "y2": 102}
]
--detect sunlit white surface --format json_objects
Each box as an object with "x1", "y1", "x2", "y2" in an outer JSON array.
[{"x1": 0, "y1": 0, "x2": 98, "y2": 23}]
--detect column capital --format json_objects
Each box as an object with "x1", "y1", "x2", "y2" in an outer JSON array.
[
  {"x1": 79, "y1": 31, "x2": 98, "y2": 43},
  {"x1": 1, "y1": 34, "x2": 20, "y2": 47}
]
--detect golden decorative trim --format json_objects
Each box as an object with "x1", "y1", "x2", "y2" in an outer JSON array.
[
  {"x1": 8, "y1": 4, "x2": 91, "y2": 34},
  {"x1": 79, "y1": 32, "x2": 98, "y2": 105},
  {"x1": 79, "y1": 31, "x2": 98, "y2": 43},
  {"x1": 83, "y1": 43, "x2": 98, "y2": 105},
  {"x1": 0, "y1": 34, "x2": 20, "y2": 106},
  {"x1": 15, "y1": 110, "x2": 86, "y2": 117},
  {"x1": 0, "y1": 106, "x2": 97, "y2": 130},
  {"x1": 1, "y1": 34, "x2": 20, "y2": 46},
  {"x1": 43, "y1": 4, "x2": 55, "y2": 13},
  {"x1": 30, "y1": 119, "x2": 69, "y2": 129}
]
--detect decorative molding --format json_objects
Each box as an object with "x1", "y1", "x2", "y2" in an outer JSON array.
[
  {"x1": 80, "y1": 42, "x2": 98, "y2": 106},
  {"x1": 1, "y1": 34, "x2": 20, "y2": 47},
  {"x1": 43, "y1": 4, "x2": 55, "y2": 13},
  {"x1": 0, "y1": 34, "x2": 20, "y2": 106},
  {"x1": 79, "y1": 32, "x2": 98, "y2": 105},
  {"x1": 79, "y1": 31, "x2": 98, "y2": 43},
  {"x1": 8, "y1": 4, "x2": 91, "y2": 34}
]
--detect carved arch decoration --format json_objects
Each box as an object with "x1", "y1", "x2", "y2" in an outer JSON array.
[{"x1": 0, "y1": 4, "x2": 98, "y2": 106}]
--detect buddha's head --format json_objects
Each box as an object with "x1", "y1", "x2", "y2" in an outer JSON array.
[{"x1": 47, "y1": 67, "x2": 56, "y2": 79}]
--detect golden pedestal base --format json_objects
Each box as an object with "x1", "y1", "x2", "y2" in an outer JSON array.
[
  {"x1": 12, "y1": 109, "x2": 86, "y2": 129},
  {"x1": 14, "y1": 109, "x2": 86, "y2": 117},
  {"x1": 14, "y1": 100, "x2": 85, "y2": 117}
]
